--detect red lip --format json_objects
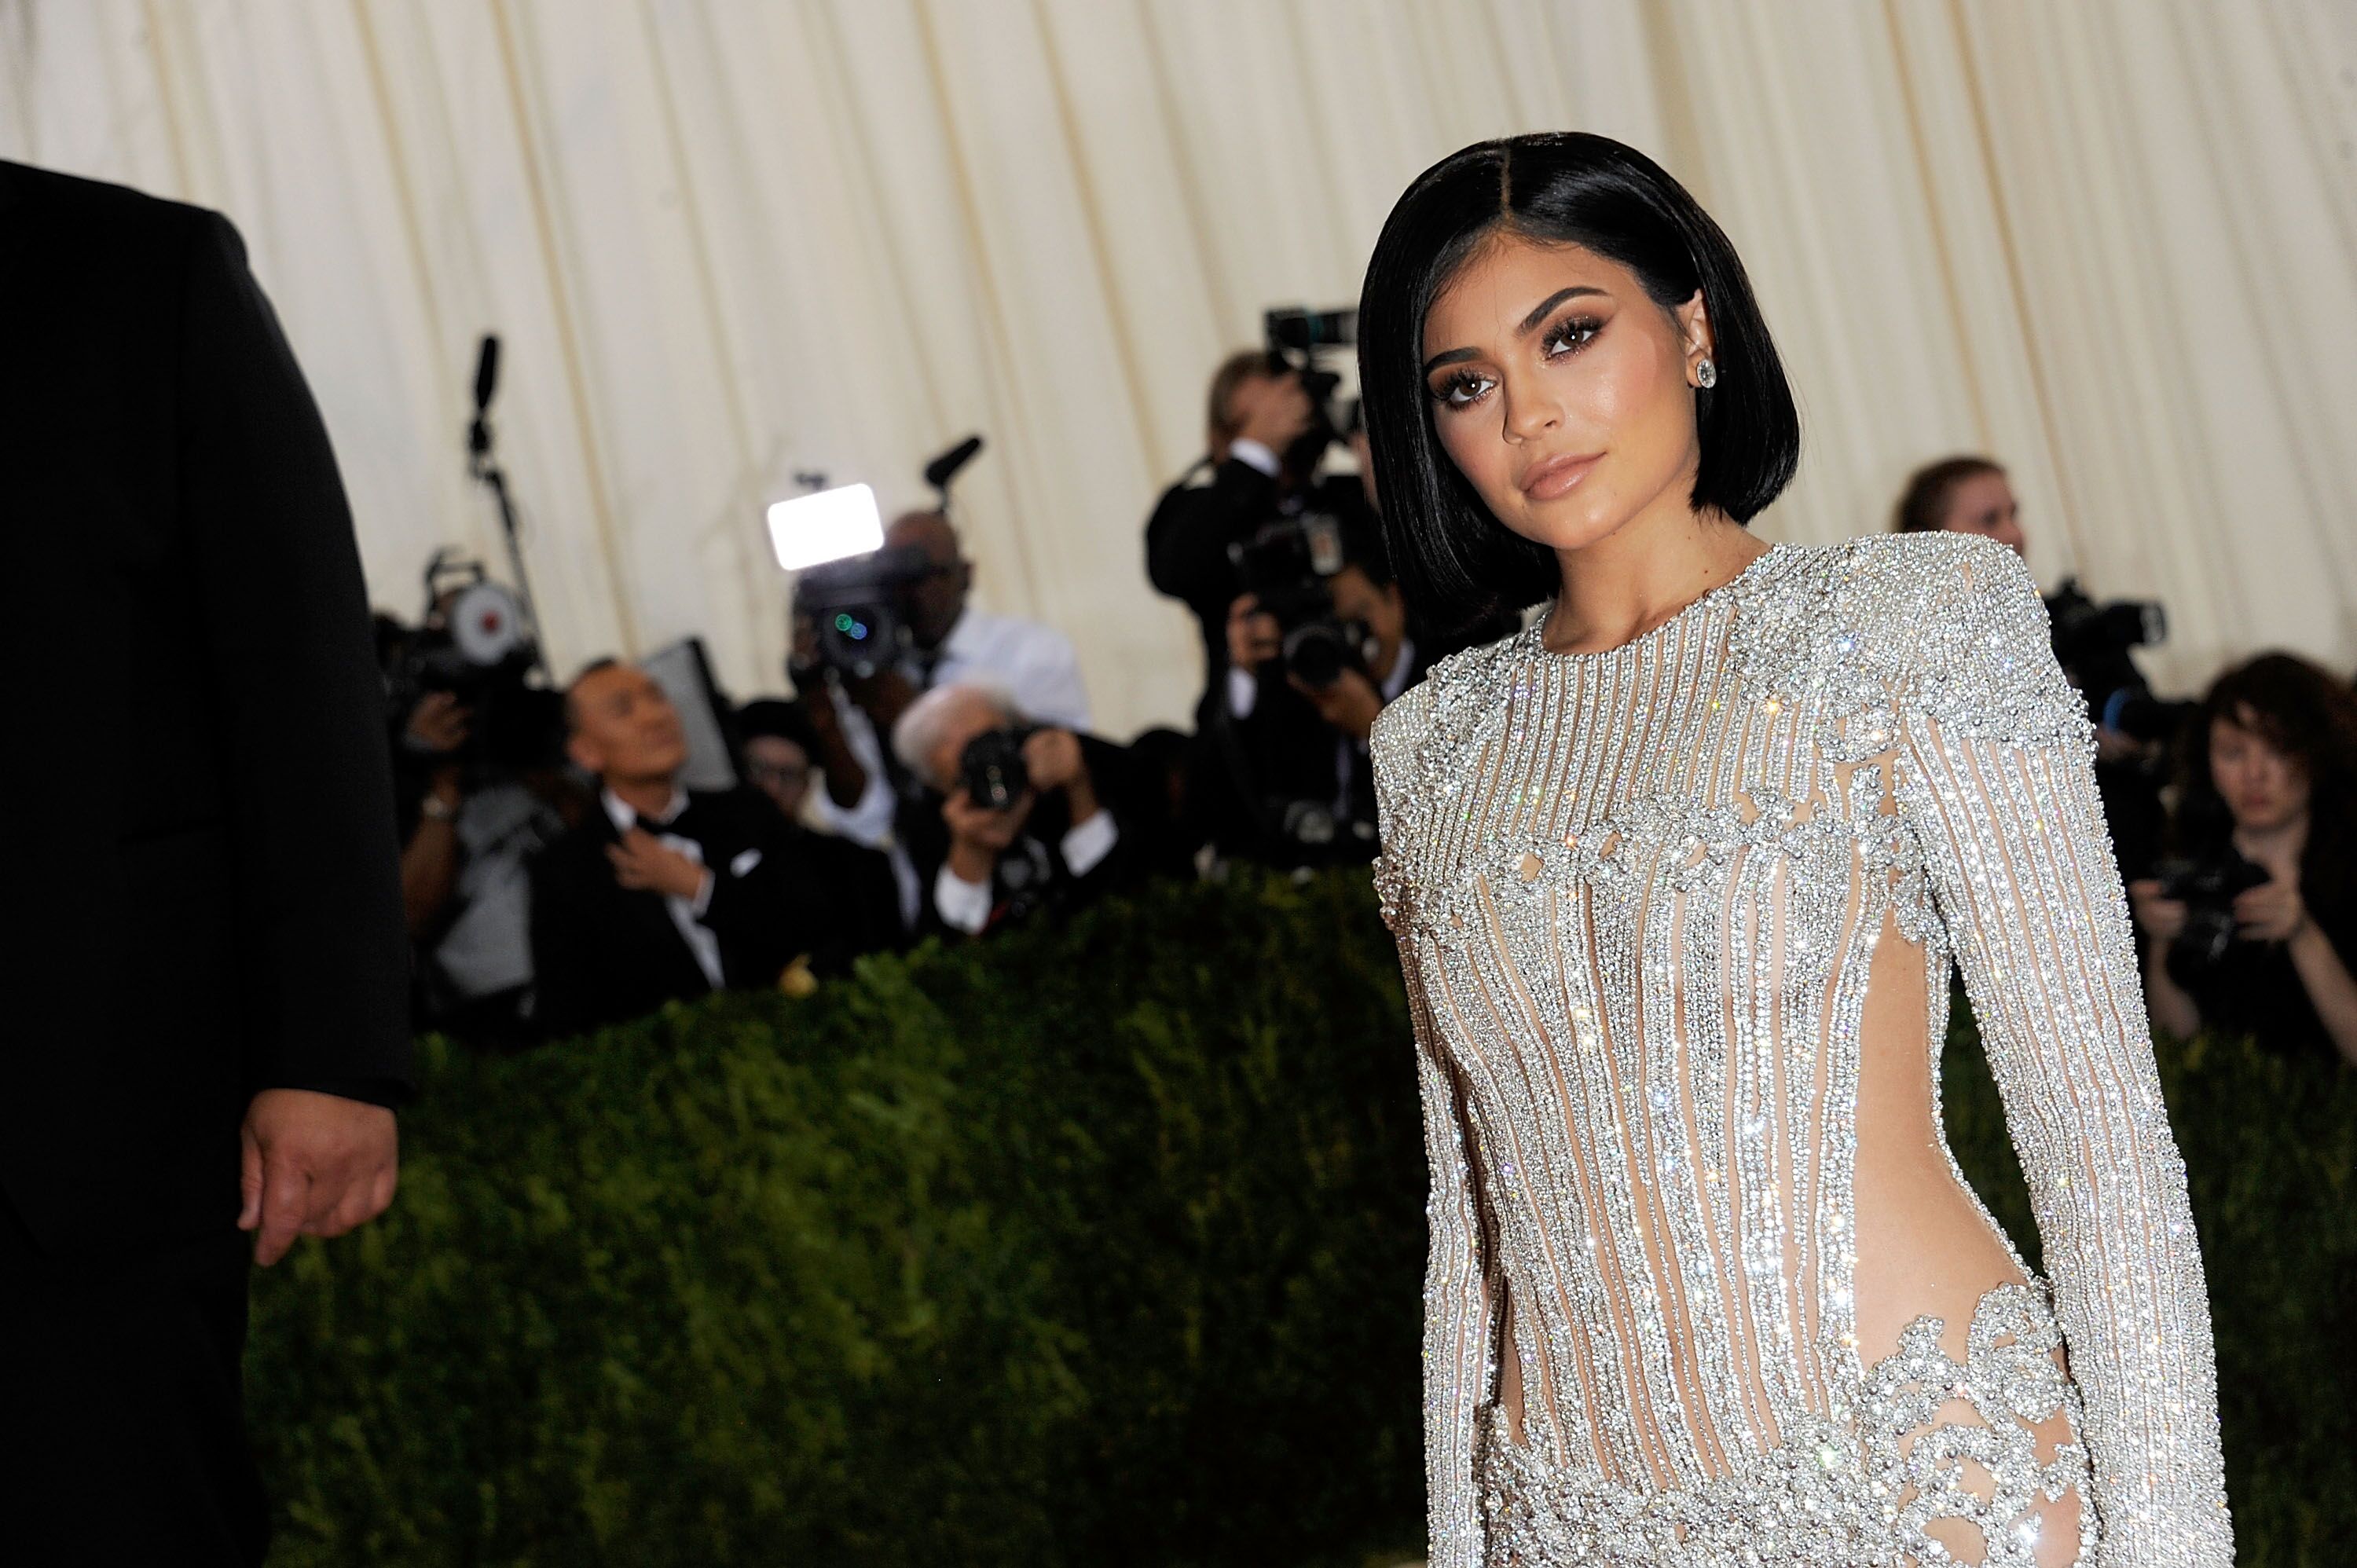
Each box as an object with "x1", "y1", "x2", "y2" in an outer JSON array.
[{"x1": 1519, "y1": 450, "x2": 1604, "y2": 500}]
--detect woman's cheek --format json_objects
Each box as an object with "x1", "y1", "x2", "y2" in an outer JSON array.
[{"x1": 1440, "y1": 418, "x2": 1516, "y2": 518}]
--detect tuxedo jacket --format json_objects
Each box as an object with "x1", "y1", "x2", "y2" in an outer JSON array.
[
  {"x1": 528, "y1": 788, "x2": 901, "y2": 1038},
  {"x1": 0, "y1": 163, "x2": 412, "y2": 1253}
]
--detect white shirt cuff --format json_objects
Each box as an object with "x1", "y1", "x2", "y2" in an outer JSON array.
[
  {"x1": 933, "y1": 863, "x2": 993, "y2": 936},
  {"x1": 1228, "y1": 438, "x2": 1281, "y2": 478},
  {"x1": 1061, "y1": 808, "x2": 1120, "y2": 877},
  {"x1": 1226, "y1": 664, "x2": 1259, "y2": 720}
]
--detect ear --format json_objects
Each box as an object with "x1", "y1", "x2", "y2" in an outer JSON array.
[
  {"x1": 1675, "y1": 289, "x2": 1714, "y2": 375},
  {"x1": 566, "y1": 731, "x2": 601, "y2": 775}
]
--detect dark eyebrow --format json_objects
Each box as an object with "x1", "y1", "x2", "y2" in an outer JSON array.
[{"x1": 1421, "y1": 286, "x2": 1607, "y2": 376}]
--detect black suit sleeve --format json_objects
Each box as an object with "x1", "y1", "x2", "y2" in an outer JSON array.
[
  {"x1": 1144, "y1": 458, "x2": 1279, "y2": 613},
  {"x1": 526, "y1": 842, "x2": 603, "y2": 1042},
  {"x1": 178, "y1": 213, "x2": 413, "y2": 1101}
]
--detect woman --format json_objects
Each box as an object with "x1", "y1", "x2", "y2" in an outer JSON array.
[
  {"x1": 2128, "y1": 654, "x2": 2357, "y2": 1068},
  {"x1": 1357, "y1": 134, "x2": 2230, "y2": 1567}
]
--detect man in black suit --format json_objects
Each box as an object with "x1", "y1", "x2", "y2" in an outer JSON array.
[
  {"x1": 530, "y1": 661, "x2": 895, "y2": 1036},
  {"x1": 889, "y1": 681, "x2": 1150, "y2": 938},
  {"x1": 0, "y1": 163, "x2": 413, "y2": 1562},
  {"x1": 1200, "y1": 539, "x2": 1437, "y2": 868},
  {"x1": 1144, "y1": 350, "x2": 1381, "y2": 728}
]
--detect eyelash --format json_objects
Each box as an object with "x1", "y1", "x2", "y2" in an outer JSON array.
[{"x1": 1430, "y1": 314, "x2": 1604, "y2": 408}]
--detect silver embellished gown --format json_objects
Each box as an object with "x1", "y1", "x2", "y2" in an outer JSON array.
[{"x1": 1368, "y1": 533, "x2": 2232, "y2": 1567}]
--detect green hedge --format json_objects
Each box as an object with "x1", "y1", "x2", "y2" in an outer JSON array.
[{"x1": 249, "y1": 870, "x2": 2356, "y2": 1566}]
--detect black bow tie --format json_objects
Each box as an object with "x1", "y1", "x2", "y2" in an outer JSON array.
[{"x1": 629, "y1": 805, "x2": 698, "y2": 840}]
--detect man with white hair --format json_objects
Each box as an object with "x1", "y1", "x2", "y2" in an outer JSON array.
[{"x1": 889, "y1": 680, "x2": 1135, "y2": 937}]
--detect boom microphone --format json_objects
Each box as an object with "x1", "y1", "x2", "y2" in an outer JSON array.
[
  {"x1": 472, "y1": 334, "x2": 500, "y2": 413},
  {"x1": 922, "y1": 434, "x2": 984, "y2": 494}
]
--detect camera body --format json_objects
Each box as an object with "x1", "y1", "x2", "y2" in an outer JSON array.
[
  {"x1": 385, "y1": 555, "x2": 552, "y2": 770},
  {"x1": 2044, "y1": 577, "x2": 2192, "y2": 742},
  {"x1": 959, "y1": 724, "x2": 1040, "y2": 811},
  {"x1": 2154, "y1": 848, "x2": 2272, "y2": 973},
  {"x1": 793, "y1": 543, "x2": 937, "y2": 681},
  {"x1": 1262, "y1": 306, "x2": 1359, "y2": 472},
  {"x1": 1229, "y1": 512, "x2": 1372, "y2": 693}
]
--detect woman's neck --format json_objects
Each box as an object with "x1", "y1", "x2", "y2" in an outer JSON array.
[
  {"x1": 1541, "y1": 507, "x2": 1766, "y2": 656},
  {"x1": 2233, "y1": 808, "x2": 2308, "y2": 874}
]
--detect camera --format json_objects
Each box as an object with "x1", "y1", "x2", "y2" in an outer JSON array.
[
  {"x1": 793, "y1": 544, "x2": 937, "y2": 681},
  {"x1": 1228, "y1": 513, "x2": 1373, "y2": 692},
  {"x1": 385, "y1": 551, "x2": 555, "y2": 768},
  {"x1": 2044, "y1": 578, "x2": 2193, "y2": 743},
  {"x1": 2153, "y1": 847, "x2": 2271, "y2": 973},
  {"x1": 959, "y1": 724, "x2": 1039, "y2": 811},
  {"x1": 1263, "y1": 306, "x2": 1359, "y2": 471},
  {"x1": 773, "y1": 438, "x2": 989, "y2": 684}
]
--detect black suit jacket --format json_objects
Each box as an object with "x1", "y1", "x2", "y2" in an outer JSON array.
[
  {"x1": 0, "y1": 163, "x2": 413, "y2": 1252},
  {"x1": 1200, "y1": 643, "x2": 1439, "y2": 866},
  {"x1": 1144, "y1": 457, "x2": 1381, "y2": 727},
  {"x1": 528, "y1": 788, "x2": 900, "y2": 1038}
]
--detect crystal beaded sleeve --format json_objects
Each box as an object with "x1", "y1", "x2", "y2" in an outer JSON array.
[
  {"x1": 1373, "y1": 690, "x2": 1498, "y2": 1568},
  {"x1": 1892, "y1": 541, "x2": 2234, "y2": 1566}
]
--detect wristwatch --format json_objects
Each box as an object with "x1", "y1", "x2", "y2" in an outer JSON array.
[{"x1": 421, "y1": 794, "x2": 459, "y2": 823}]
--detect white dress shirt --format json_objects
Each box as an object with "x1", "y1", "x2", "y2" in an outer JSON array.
[{"x1": 602, "y1": 786, "x2": 726, "y2": 989}]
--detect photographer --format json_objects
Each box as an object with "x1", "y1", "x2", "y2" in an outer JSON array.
[
  {"x1": 2128, "y1": 653, "x2": 2357, "y2": 1069},
  {"x1": 1893, "y1": 452, "x2": 2172, "y2": 877},
  {"x1": 794, "y1": 508, "x2": 1090, "y2": 920},
  {"x1": 382, "y1": 582, "x2": 584, "y2": 1046},
  {"x1": 1146, "y1": 349, "x2": 1380, "y2": 727},
  {"x1": 889, "y1": 680, "x2": 1143, "y2": 938},
  {"x1": 1207, "y1": 529, "x2": 1427, "y2": 867}
]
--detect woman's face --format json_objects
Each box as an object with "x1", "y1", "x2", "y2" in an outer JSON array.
[
  {"x1": 1420, "y1": 232, "x2": 1711, "y2": 555},
  {"x1": 1939, "y1": 470, "x2": 2027, "y2": 555},
  {"x1": 2209, "y1": 711, "x2": 2311, "y2": 832}
]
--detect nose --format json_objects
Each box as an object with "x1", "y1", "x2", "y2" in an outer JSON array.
[{"x1": 1499, "y1": 375, "x2": 1561, "y2": 443}]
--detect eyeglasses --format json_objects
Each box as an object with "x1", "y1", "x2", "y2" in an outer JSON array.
[{"x1": 747, "y1": 760, "x2": 812, "y2": 787}]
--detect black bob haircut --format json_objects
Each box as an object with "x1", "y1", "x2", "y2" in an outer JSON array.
[{"x1": 1356, "y1": 133, "x2": 1800, "y2": 636}]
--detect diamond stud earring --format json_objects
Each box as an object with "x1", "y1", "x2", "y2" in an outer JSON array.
[{"x1": 1695, "y1": 357, "x2": 1718, "y2": 389}]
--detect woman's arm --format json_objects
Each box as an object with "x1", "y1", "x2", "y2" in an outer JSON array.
[
  {"x1": 1372, "y1": 703, "x2": 1497, "y2": 1568},
  {"x1": 2285, "y1": 919, "x2": 2357, "y2": 1067},
  {"x1": 1894, "y1": 540, "x2": 2233, "y2": 1566}
]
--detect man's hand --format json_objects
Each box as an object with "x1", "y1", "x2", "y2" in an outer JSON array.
[
  {"x1": 943, "y1": 785, "x2": 1031, "y2": 885},
  {"x1": 404, "y1": 691, "x2": 471, "y2": 754},
  {"x1": 239, "y1": 1089, "x2": 398, "y2": 1266},
  {"x1": 1234, "y1": 372, "x2": 1315, "y2": 453},
  {"x1": 1292, "y1": 665, "x2": 1385, "y2": 743},
  {"x1": 1226, "y1": 593, "x2": 1282, "y2": 677},
  {"x1": 608, "y1": 829, "x2": 711, "y2": 901},
  {"x1": 1024, "y1": 727, "x2": 1102, "y2": 826}
]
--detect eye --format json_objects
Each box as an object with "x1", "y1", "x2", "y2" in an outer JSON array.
[
  {"x1": 1429, "y1": 369, "x2": 1497, "y2": 409},
  {"x1": 1542, "y1": 313, "x2": 1604, "y2": 359}
]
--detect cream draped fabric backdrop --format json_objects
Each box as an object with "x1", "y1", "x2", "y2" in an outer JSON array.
[{"x1": 5, "y1": 1, "x2": 2354, "y2": 738}]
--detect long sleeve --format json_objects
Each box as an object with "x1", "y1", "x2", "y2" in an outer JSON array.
[
  {"x1": 1893, "y1": 541, "x2": 2232, "y2": 1566},
  {"x1": 1372, "y1": 704, "x2": 1497, "y2": 1568},
  {"x1": 180, "y1": 211, "x2": 414, "y2": 1097}
]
